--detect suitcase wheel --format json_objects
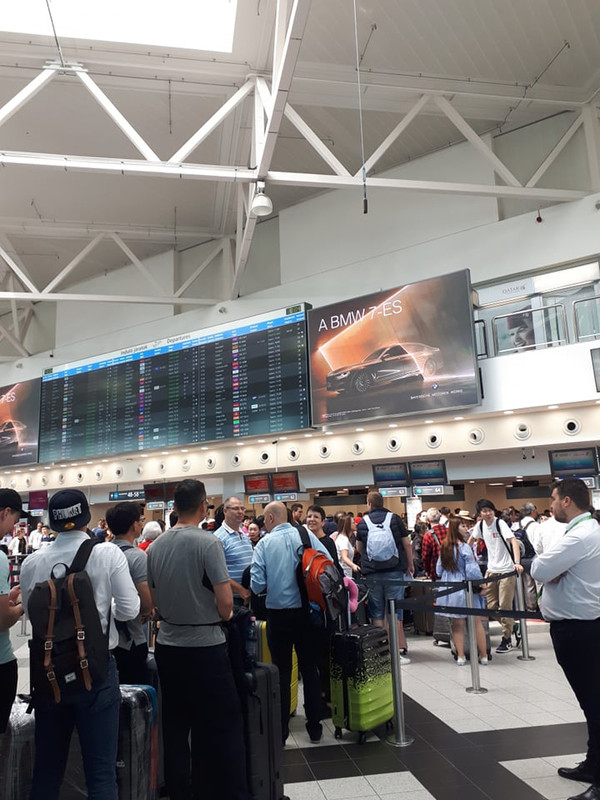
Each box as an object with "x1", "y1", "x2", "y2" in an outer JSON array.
[
  {"x1": 385, "y1": 719, "x2": 393, "y2": 731},
  {"x1": 357, "y1": 731, "x2": 367, "y2": 745},
  {"x1": 334, "y1": 727, "x2": 343, "y2": 739},
  {"x1": 433, "y1": 639, "x2": 439, "y2": 646}
]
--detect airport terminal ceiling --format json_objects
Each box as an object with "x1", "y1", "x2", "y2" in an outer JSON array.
[{"x1": 0, "y1": 0, "x2": 597, "y2": 355}]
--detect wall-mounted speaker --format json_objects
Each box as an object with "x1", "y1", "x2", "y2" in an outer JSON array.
[
  {"x1": 94, "y1": 469, "x2": 103, "y2": 482},
  {"x1": 158, "y1": 462, "x2": 166, "y2": 474},
  {"x1": 386, "y1": 437, "x2": 400, "y2": 452},
  {"x1": 352, "y1": 441, "x2": 364, "y2": 456},
  {"x1": 136, "y1": 465, "x2": 144, "y2": 475},
  {"x1": 319, "y1": 444, "x2": 331, "y2": 459},
  {"x1": 259, "y1": 451, "x2": 270, "y2": 464},
  {"x1": 25, "y1": 476, "x2": 32, "y2": 488},
  {"x1": 115, "y1": 466, "x2": 124, "y2": 479},
  {"x1": 231, "y1": 454, "x2": 241, "y2": 467},
  {"x1": 206, "y1": 456, "x2": 216, "y2": 470},
  {"x1": 57, "y1": 472, "x2": 65, "y2": 485},
  {"x1": 41, "y1": 474, "x2": 48, "y2": 486},
  {"x1": 287, "y1": 447, "x2": 299, "y2": 462},
  {"x1": 468, "y1": 428, "x2": 485, "y2": 445},
  {"x1": 10, "y1": 478, "x2": 16, "y2": 489},
  {"x1": 182, "y1": 458, "x2": 191, "y2": 472},
  {"x1": 514, "y1": 422, "x2": 532, "y2": 441},
  {"x1": 426, "y1": 431, "x2": 441, "y2": 449},
  {"x1": 563, "y1": 418, "x2": 581, "y2": 436},
  {"x1": 75, "y1": 471, "x2": 84, "y2": 483}
]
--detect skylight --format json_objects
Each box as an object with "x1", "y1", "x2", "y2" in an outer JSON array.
[{"x1": 1, "y1": 0, "x2": 238, "y2": 53}]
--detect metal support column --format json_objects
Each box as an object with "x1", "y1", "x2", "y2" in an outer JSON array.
[{"x1": 386, "y1": 598, "x2": 414, "y2": 747}]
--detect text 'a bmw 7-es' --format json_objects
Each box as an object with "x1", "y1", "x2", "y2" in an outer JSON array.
[{"x1": 325, "y1": 343, "x2": 440, "y2": 394}]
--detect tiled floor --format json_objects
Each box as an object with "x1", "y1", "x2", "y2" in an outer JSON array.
[
  {"x1": 279, "y1": 622, "x2": 589, "y2": 800},
  {"x1": 11, "y1": 620, "x2": 591, "y2": 800}
]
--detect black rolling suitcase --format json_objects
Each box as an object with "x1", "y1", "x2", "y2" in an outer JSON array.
[
  {"x1": 244, "y1": 662, "x2": 288, "y2": 800},
  {"x1": 117, "y1": 685, "x2": 159, "y2": 800},
  {"x1": 410, "y1": 578, "x2": 434, "y2": 635},
  {"x1": 0, "y1": 695, "x2": 35, "y2": 800}
]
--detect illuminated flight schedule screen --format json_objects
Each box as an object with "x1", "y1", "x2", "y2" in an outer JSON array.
[{"x1": 39, "y1": 305, "x2": 310, "y2": 461}]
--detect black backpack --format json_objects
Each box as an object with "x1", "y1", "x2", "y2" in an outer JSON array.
[
  {"x1": 513, "y1": 519, "x2": 536, "y2": 560},
  {"x1": 27, "y1": 539, "x2": 109, "y2": 704}
]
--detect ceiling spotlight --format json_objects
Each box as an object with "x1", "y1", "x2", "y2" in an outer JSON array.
[{"x1": 251, "y1": 182, "x2": 273, "y2": 217}]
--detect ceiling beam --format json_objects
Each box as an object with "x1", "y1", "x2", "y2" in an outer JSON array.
[
  {"x1": 360, "y1": 94, "x2": 431, "y2": 177},
  {"x1": 0, "y1": 218, "x2": 213, "y2": 241},
  {"x1": 75, "y1": 68, "x2": 160, "y2": 161},
  {"x1": 433, "y1": 95, "x2": 521, "y2": 187},
  {"x1": 526, "y1": 115, "x2": 584, "y2": 188},
  {"x1": 169, "y1": 80, "x2": 254, "y2": 164},
  {"x1": 0, "y1": 291, "x2": 216, "y2": 305},
  {"x1": 42, "y1": 234, "x2": 105, "y2": 294},
  {"x1": 284, "y1": 104, "x2": 351, "y2": 176},
  {"x1": 0, "y1": 67, "x2": 56, "y2": 129},
  {"x1": 266, "y1": 170, "x2": 586, "y2": 201},
  {"x1": 175, "y1": 240, "x2": 224, "y2": 298},
  {"x1": 582, "y1": 102, "x2": 600, "y2": 191},
  {"x1": 109, "y1": 233, "x2": 165, "y2": 295}
]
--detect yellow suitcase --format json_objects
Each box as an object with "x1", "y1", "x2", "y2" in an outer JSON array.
[{"x1": 255, "y1": 620, "x2": 298, "y2": 715}]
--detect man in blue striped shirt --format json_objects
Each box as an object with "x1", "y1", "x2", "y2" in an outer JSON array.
[{"x1": 215, "y1": 497, "x2": 253, "y2": 606}]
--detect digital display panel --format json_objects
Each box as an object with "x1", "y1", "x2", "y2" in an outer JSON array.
[
  {"x1": 39, "y1": 306, "x2": 310, "y2": 461},
  {"x1": 307, "y1": 270, "x2": 479, "y2": 425},
  {"x1": 244, "y1": 474, "x2": 271, "y2": 494},
  {"x1": 143, "y1": 484, "x2": 166, "y2": 503},
  {"x1": 270, "y1": 471, "x2": 300, "y2": 493},
  {"x1": 548, "y1": 448, "x2": 598, "y2": 479},
  {"x1": 372, "y1": 462, "x2": 409, "y2": 487},
  {"x1": 0, "y1": 379, "x2": 41, "y2": 467},
  {"x1": 409, "y1": 459, "x2": 448, "y2": 486}
]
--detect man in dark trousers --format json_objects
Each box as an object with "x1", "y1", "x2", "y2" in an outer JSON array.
[
  {"x1": 250, "y1": 500, "x2": 330, "y2": 745},
  {"x1": 532, "y1": 478, "x2": 600, "y2": 800},
  {"x1": 147, "y1": 479, "x2": 250, "y2": 800}
]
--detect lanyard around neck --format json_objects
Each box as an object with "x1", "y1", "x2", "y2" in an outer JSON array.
[{"x1": 565, "y1": 514, "x2": 592, "y2": 534}]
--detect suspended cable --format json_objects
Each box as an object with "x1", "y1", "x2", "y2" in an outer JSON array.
[
  {"x1": 352, "y1": 0, "x2": 368, "y2": 214},
  {"x1": 45, "y1": 0, "x2": 66, "y2": 67}
]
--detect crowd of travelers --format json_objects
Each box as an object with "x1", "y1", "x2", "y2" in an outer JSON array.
[{"x1": 1, "y1": 481, "x2": 599, "y2": 800}]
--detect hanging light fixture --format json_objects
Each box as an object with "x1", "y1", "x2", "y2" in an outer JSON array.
[{"x1": 250, "y1": 181, "x2": 273, "y2": 217}]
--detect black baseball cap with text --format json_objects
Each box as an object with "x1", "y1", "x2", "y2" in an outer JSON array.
[
  {"x1": 49, "y1": 489, "x2": 91, "y2": 532},
  {"x1": 0, "y1": 488, "x2": 24, "y2": 514}
]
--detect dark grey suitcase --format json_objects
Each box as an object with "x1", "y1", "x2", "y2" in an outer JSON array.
[
  {"x1": 244, "y1": 662, "x2": 288, "y2": 800},
  {"x1": 0, "y1": 695, "x2": 35, "y2": 800},
  {"x1": 433, "y1": 614, "x2": 492, "y2": 660},
  {"x1": 410, "y1": 579, "x2": 434, "y2": 635}
]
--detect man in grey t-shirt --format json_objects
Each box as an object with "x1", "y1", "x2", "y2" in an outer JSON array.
[
  {"x1": 106, "y1": 502, "x2": 153, "y2": 684},
  {"x1": 147, "y1": 479, "x2": 250, "y2": 800}
]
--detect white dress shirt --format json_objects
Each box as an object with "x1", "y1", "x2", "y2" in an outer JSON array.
[
  {"x1": 20, "y1": 531, "x2": 140, "y2": 650},
  {"x1": 532, "y1": 516, "x2": 566, "y2": 555},
  {"x1": 531, "y1": 513, "x2": 600, "y2": 621}
]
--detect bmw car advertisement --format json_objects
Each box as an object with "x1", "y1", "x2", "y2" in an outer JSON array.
[
  {"x1": 0, "y1": 378, "x2": 41, "y2": 467},
  {"x1": 308, "y1": 270, "x2": 480, "y2": 425}
]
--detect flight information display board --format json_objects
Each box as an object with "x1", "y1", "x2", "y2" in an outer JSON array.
[{"x1": 39, "y1": 306, "x2": 310, "y2": 462}]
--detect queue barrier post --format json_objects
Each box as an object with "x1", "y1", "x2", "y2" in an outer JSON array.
[
  {"x1": 386, "y1": 598, "x2": 414, "y2": 748},
  {"x1": 465, "y1": 580, "x2": 487, "y2": 695},
  {"x1": 19, "y1": 614, "x2": 28, "y2": 637},
  {"x1": 515, "y1": 573, "x2": 535, "y2": 662}
]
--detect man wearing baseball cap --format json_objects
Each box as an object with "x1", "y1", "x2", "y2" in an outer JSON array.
[
  {"x1": 19, "y1": 489, "x2": 140, "y2": 800},
  {"x1": 0, "y1": 489, "x2": 27, "y2": 734}
]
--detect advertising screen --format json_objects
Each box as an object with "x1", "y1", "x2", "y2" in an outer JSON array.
[
  {"x1": 39, "y1": 305, "x2": 310, "y2": 461},
  {"x1": 0, "y1": 379, "x2": 41, "y2": 467},
  {"x1": 372, "y1": 462, "x2": 409, "y2": 487},
  {"x1": 548, "y1": 448, "x2": 598, "y2": 479},
  {"x1": 409, "y1": 459, "x2": 448, "y2": 486},
  {"x1": 270, "y1": 470, "x2": 300, "y2": 493},
  {"x1": 307, "y1": 270, "x2": 479, "y2": 425},
  {"x1": 244, "y1": 474, "x2": 271, "y2": 494}
]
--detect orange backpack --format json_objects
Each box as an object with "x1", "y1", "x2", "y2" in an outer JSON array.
[{"x1": 296, "y1": 528, "x2": 346, "y2": 621}]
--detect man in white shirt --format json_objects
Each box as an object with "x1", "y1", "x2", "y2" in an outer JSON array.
[
  {"x1": 469, "y1": 498, "x2": 523, "y2": 654},
  {"x1": 532, "y1": 513, "x2": 567, "y2": 555},
  {"x1": 531, "y1": 479, "x2": 600, "y2": 800},
  {"x1": 28, "y1": 521, "x2": 44, "y2": 552},
  {"x1": 20, "y1": 489, "x2": 140, "y2": 800}
]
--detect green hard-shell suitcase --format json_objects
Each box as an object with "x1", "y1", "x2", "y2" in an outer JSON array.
[{"x1": 330, "y1": 624, "x2": 394, "y2": 743}]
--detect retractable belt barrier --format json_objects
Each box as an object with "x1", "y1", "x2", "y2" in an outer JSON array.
[{"x1": 365, "y1": 572, "x2": 545, "y2": 621}]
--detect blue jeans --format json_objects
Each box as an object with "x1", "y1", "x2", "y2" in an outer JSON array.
[
  {"x1": 30, "y1": 655, "x2": 120, "y2": 800},
  {"x1": 365, "y1": 572, "x2": 410, "y2": 621}
]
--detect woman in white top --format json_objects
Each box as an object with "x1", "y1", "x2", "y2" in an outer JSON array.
[{"x1": 333, "y1": 514, "x2": 360, "y2": 580}]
